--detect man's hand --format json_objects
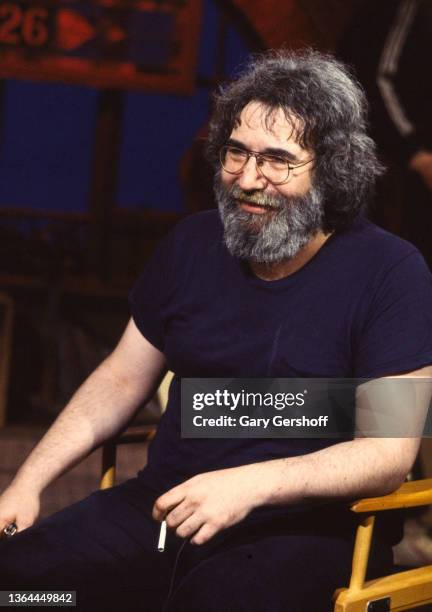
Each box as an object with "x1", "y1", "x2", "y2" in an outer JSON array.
[
  {"x1": 0, "y1": 484, "x2": 40, "y2": 537},
  {"x1": 409, "y1": 150, "x2": 432, "y2": 191},
  {"x1": 153, "y1": 464, "x2": 262, "y2": 545}
]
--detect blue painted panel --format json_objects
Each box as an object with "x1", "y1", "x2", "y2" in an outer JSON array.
[
  {"x1": 0, "y1": 0, "x2": 251, "y2": 214},
  {"x1": 116, "y1": 87, "x2": 210, "y2": 211},
  {"x1": 0, "y1": 80, "x2": 96, "y2": 212}
]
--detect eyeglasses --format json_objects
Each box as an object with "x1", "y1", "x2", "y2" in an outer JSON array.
[{"x1": 219, "y1": 145, "x2": 314, "y2": 185}]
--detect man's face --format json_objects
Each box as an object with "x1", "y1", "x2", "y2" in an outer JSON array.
[{"x1": 216, "y1": 101, "x2": 324, "y2": 264}]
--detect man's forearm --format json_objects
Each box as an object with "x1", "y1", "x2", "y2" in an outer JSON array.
[
  {"x1": 153, "y1": 436, "x2": 419, "y2": 545},
  {"x1": 252, "y1": 436, "x2": 419, "y2": 509},
  {"x1": 0, "y1": 319, "x2": 165, "y2": 533},
  {"x1": 11, "y1": 355, "x2": 153, "y2": 495}
]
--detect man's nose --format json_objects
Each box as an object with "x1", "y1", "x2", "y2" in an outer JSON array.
[{"x1": 236, "y1": 156, "x2": 268, "y2": 191}]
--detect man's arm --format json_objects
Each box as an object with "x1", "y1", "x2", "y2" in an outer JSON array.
[
  {"x1": 154, "y1": 366, "x2": 430, "y2": 545},
  {"x1": 0, "y1": 318, "x2": 166, "y2": 533}
]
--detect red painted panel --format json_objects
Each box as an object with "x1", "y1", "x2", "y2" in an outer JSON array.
[{"x1": 0, "y1": 0, "x2": 202, "y2": 93}]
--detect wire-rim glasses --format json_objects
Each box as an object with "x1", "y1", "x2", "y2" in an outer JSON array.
[{"x1": 219, "y1": 145, "x2": 314, "y2": 185}]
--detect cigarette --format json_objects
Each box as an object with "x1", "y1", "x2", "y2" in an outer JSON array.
[{"x1": 158, "y1": 520, "x2": 167, "y2": 552}]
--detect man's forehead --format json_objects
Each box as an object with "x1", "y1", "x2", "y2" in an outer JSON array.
[{"x1": 231, "y1": 101, "x2": 307, "y2": 151}]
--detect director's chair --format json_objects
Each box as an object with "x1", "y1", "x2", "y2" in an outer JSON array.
[
  {"x1": 99, "y1": 371, "x2": 432, "y2": 612},
  {"x1": 334, "y1": 479, "x2": 432, "y2": 611}
]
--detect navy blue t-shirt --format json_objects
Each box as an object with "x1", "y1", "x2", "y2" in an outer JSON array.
[{"x1": 130, "y1": 211, "x2": 432, "y2": 503}]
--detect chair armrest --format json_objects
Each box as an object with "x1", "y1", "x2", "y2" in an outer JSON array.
[
  {"x1": 351, "y1": 478, "x2": 432, "y2": 513},
  {"x1": 100, "y1": 424, "x2": 158, "y2": 490},
  {"x1": 111, "y1": 424, "x2": 157, "y2": 445}
]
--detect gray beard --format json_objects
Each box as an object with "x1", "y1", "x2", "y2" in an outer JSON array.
[{"x1": 214, "y1": 175, "x2": 325, "y2": 264}]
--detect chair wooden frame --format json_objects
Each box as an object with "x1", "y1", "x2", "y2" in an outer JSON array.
[
  {"x1": 334, "y1": 478, "x2": 432, "y2": 611},
  {"x1": 100, "y1": 424, "x2": 157, "y2": 490}
]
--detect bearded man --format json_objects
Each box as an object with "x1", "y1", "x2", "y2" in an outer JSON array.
[{"x1": 1, "y1": 49, "x2": 432, "y2": 612}]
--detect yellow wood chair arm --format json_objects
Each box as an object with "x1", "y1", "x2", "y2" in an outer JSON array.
[
  {"x1": 350, "y1": 478, "x2": 432, "y2": 513},
  {"x1": 100, "y1": 424, "x2": 157, "y2": 490},
  {"x1": 109, "y1": 424, "x2": 157, "y2": 445}
]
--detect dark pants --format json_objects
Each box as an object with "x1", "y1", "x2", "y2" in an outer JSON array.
[{"x1": 0, "y1": 478, "x2": 393, "y2": 612}]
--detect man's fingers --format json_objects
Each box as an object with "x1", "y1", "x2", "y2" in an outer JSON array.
[
  {"x1": 165, "y1": 503, "x2": 194, "y2": 530},
  {"x1": 1, "y1": 514, "x2": 36, "y2": 537},
  {"x1": 152, "y1": 487, "x2": 186, "y2": 521},
  {"x1": 190, "y1": 523, "x2": 218, "y2": 546},
  {"x1": 174, "y1": 513, "x2": 205, "y2": 539}
]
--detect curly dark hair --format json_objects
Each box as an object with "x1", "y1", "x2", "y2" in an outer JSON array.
[{"x1": 206, "y1": 48, "x2": 384, "y2": 232}]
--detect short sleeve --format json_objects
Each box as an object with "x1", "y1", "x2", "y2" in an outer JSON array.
[
  {"x1": 354, "y1": 251, "x2": 432, "y2": 377},
  {"x1": 129, "y1": 230, "x2": 176, "y2": 351}
]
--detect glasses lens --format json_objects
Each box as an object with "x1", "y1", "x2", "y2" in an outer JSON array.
[
  {"x1": 219, "y1": 146, "x2": 292, "y2": 183},
  {"x1": 220, "y1": 146, "x2": 248, "y2": 174},
  {"x1": 258, "y1": 155, "x2": 290, "y2": 184}
]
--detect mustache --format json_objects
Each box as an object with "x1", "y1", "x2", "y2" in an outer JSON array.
[{"x1": 229, "y1": 185, "x2": 282, "y2": 209}]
